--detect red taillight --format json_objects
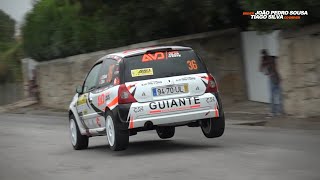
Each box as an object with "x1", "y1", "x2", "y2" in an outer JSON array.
[
  {"x1": 205, "y1": 74, "x2": 218, "y2": 93},
  {"x1": 118, "y1": 84, "x2": 137, "y2": 104}
]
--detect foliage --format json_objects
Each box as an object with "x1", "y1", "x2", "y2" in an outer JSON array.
[
  {"x1": 0, "y1": 10, "x2": 22, "y2": 83},
  {"x1": 241, "y1": 0, "x2": 320, "y2": 31},
  {"x1": 22, "y1": 0, "x2": 320, "y2": 60},
  {"x1": 0, "y1": 42, "x2": 24, "y2": 83},
  {"x1": 22, "y1": 0, "x2": 243, "y2": 61},
  {"x1": 0, "y1": 10, "x2": 15, "y2": 52},
  {"x1": 0, "y1": 10, "x2": 15, "y2": 44}
]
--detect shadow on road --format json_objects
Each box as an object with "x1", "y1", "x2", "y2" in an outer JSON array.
[{"x1": 87, "y1": 139, "x2": 221, "y2": 156}]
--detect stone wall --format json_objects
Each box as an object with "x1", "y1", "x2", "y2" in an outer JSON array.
[
  {"x1": 278, "y1": 24, "x2": 320, "y2": 117},
  {"x1": 36, "y1": 28, "x2": 246, "y2": 109}
]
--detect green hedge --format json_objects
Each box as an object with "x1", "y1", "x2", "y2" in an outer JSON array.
[
  {"x1": 22, "y1": 0, "x2": 244, "y2": 61},
  {"x1": 0, "y1": 10, "x2": 22, "y2": 83},
  {"x1": 22, "y1": 0, "x2": 319, "y2": 61},
  {"x1": 0, "y1": 42, "x2": 24, "y2": 83}
]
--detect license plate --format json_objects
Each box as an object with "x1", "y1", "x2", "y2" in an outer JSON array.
[{"x1": 152, "y1": 84, "x2": 188, "y2": 96}]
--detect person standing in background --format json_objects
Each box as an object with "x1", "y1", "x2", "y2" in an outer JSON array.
[
  {"x1": 29, "y1": 69, "x2": 39, "y2": 101},
  {"x1": 260, "y1": 49, "x2": 283, "y2": 116}
]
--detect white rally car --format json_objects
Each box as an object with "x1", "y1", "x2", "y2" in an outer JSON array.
[{"x1": 69, "y1": 46, "x2": 225, "y2": 151}]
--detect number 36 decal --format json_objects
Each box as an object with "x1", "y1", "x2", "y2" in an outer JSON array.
[{"x1": 187, "y1": 60, "x2": 198, "y2": 70}]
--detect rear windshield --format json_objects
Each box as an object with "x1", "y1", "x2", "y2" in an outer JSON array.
[{"x1": 123, "y1": 50, "x2": 207, "y2": 82}]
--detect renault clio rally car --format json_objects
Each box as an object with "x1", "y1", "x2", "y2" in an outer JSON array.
[{"x1": 68, "y1": 46, "x2": 225, "y2": 151}]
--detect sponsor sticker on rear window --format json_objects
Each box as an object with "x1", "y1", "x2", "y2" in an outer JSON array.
[
  {"x1": 124, "y1": 50, "x2": 207, "y2": 82},
  {"x1": 141, "y1": 51, "x2": 182, "y2": 62},
  {"x1": 168, "y1": 51, "x2": 181, "y2": 58},
  {"x1": 131, "y1": 68, "x2": 154, "y2": 77}
]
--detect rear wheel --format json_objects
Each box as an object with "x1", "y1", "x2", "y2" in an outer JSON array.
[
  {"x1": 69, "y1": 115, "x2": 89, "y2": 150},
  {"x1": 200, "y1": 113, "x2": 225, "y2": 138},
  {"x1": 105, "y1": 111, "x2": 129, "y2": 151},
  {"x1": 156, "y1": 126, "x2": 175, "y2": 139}
]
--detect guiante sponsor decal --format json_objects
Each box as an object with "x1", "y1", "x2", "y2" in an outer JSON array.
[
  {"x1": 131, "y1": 68, "x2": 154, "y2": 77},
  {"x1": 149, "y1": 97, "x2": 200, "y2": 111}
]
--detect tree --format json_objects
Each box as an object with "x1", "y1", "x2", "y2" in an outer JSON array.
[
  {"x1": 0, "y1": 42, "x2": 24, "y2": 83},
  {"x1": 0, "y1": 10, "x2": 15, "y2": 51},
  {"x1": 0, "y1": 10, "x2": 23, "y2": 83},
  {"x1": 24, "y1": 0, "x2": 319, "y2": 60}
]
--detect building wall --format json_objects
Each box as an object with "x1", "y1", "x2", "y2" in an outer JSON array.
[
  {"x1": 36, "y1": 28, "x2": 246, "y2": 109},
  {"x1": 278, "y1": 24, "x2": 320, "y2": 117}
]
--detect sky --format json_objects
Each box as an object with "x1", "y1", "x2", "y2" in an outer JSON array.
[{"x1": 0, "y1": 0, "x2": 33, "y2": 25}]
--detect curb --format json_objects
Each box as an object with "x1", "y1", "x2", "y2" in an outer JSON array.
[
  {"x1": 225, "y1": 111, "x2": 269, "y2": 116},
  {"x1": 0, "y1": 98, "x2": 38, "y2": 113},
  {"x1": 227, "y1": 120, "x2": 268, "y2": 126}
]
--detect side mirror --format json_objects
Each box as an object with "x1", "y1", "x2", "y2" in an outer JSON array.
[{"x1": 76, "y1": 85, "x2": 83, "y2": 94}]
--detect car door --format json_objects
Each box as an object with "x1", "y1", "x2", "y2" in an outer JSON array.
[
  {"x1": 88, "y1": 58, "x2": 120, "y2": 128},
  {"x1": 76, "y1": 63, "x2": 102, "y2": 129}
]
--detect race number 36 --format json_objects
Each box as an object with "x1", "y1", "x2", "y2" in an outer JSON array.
[{"x1": 187, "y1": 60, "x2": 198, "y2": 70}]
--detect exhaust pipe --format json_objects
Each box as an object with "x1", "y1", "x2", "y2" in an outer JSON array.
[{"x1": 144, "y1": 121, "x2": 153, "y2": 130}]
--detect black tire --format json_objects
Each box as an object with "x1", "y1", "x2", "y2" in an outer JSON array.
[
  {"x1": 156, "y1": 126, "x2": 175, "y2": 139},
  {"x1": 69, "y1": 115, "x2": 89, "y2": 150},
  {"x1": 105, "y1": 111, "x2": 129, "y2": 151},
  {"x1": 200, "y1": 113, "x2": 225, "y2": 138}
]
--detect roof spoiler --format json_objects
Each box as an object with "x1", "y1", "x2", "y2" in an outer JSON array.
[
  {"x1": 125, "y1": 47, "x2": 191, "y2": 58},
  {"x1": 145, "y1": 48, "x2": 173, "y2": 53}
]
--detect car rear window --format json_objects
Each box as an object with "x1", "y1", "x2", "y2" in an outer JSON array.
[{"x1": 123, "y1": 50, "x2": 207, "y2": 82}]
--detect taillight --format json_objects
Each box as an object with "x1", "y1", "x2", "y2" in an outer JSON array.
[
  {"x1": 118, "y1": 84, "x2": 137, "y2": 104},
  {"x1": 205, "y1": 74, "x2": 218, "y2": 93}
]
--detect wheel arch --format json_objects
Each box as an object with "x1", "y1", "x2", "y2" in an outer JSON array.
[
  {"x1": 68, "y1": 108, "x2": 87, "y2": 135},
  {"x1": 69, "y1": 110, "x2": 73, "y2": 118},
  {"x1": 104, "y1": 107, "x2": 111, "y2": 117}
]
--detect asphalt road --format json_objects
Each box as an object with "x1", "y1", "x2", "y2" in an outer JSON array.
[{"x1": 0, "y1": 113, "x2": 319, "y2": 180}]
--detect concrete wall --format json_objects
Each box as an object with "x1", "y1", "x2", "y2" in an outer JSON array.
[
  {"x1": 36, "y1": 28, "x2": 246, "y2": 109},
  {"x1": 242, "y1": 30, "x2": 280, "y2": 103},
  {"x1": 278, "y1": 24, "x2": 320, "y2": 117}
]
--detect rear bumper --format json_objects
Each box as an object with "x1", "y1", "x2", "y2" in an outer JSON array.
[
  {"x1": 114, "y1": 92, "x2": 223, "y2": 130},
  {"x1": 132, "y1": 106, "x2": 219, "y2": 128}
]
